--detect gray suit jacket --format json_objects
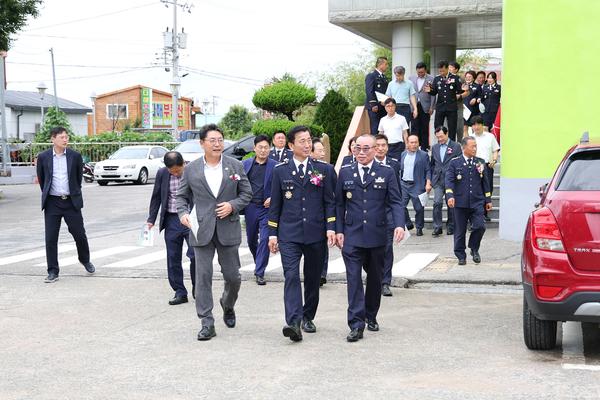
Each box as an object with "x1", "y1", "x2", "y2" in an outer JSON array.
[
  {"x1": 176, "y1": 155, "x2": 252, "y2": 247},
  {"x1": 430, "y1": 139, "x2": 462, "y2": 187},
  {"x1": 409, "y1": 74, "x2": 436, "y2": 113}
]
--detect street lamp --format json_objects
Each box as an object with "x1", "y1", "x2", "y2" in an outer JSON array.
[
  {"x1": 170, "y1": 77, "x2": 181, "y2": 135},
  {"x1": 90, "y1": 91, "x2": 97, "y2": 136},
  {"x1": 36, "y1": 82, "x2": 47, "y2": 126}
]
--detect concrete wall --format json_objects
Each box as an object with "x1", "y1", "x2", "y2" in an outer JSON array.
[{"x1": 3, "y1": 107, "x2": 89, "y2": 140}]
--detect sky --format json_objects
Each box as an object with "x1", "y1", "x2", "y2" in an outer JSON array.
[{"x1": 5, "y1": 0, "x2": 372, "y2": 115}]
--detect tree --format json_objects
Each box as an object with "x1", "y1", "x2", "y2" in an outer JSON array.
[
  {"x1": 0, "y1": 0, "x2": 43, "y2": 51},
  {"x1": 252, "y1": 80, "x2": 316, "y2": 121},
  {"x1": 220, "y1": 105, "x2": 254, "y2": 139},
  {"x1": 456, "y1": 50, "x2": 490, "y2": 73},
  {"x1": 34, "y1": 107, "x2": 73, "y2": 142},
  {"x1": 313, "y1": 90, "x2": 352, "y2": 163}
]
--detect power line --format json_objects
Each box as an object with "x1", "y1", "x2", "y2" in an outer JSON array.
[
  {"x1": 180, "y1": 66, "x2": 264, "y2": 84},
  {"x1": 18, "y1": 33, "x2": 157, "y2": 45},
  {"x1": 8, "y1": 66, "x2": 157, "y2": 83},
  {"x1": 7, "y1": 61, "x2": 154, "y2": 69}
]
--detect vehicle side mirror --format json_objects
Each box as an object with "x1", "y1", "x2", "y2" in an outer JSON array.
[
  {"x1": 149, "y1": 154, "x2": 155, "y2": 160},
  {"x1": 538, "y1": 183, "x2": 548, "y2": 198}
]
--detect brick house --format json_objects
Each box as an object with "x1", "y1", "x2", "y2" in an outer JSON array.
[{"x1": 89, "y1": 85, "x2": 195, "y2": 134}]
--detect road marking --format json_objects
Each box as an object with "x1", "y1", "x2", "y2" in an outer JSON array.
[
  {"x1": 34, "y1": 246, "x2": 138, "y2": 267},
  {"x1": 392, "y1": 253, "x2": 439, "y2": 277},
  {"x1": 562, "y1": 364, "x2": 600, "y2": 371},
  {"x1": 102, "y1": 250, "x2": 167, "y2": 268},
  {"x1": 326, "y1": 257, "x2": 346, "y2": 274},
  {"x1": 0, "y1": 245, "x2": 76, "y2": 266},
  {"x1": 561, "y1": 322, "x2": 585, "y2": 364}
]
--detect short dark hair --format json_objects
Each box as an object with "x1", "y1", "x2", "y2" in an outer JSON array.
[
  {"x1": 461, "y1": 136, "x2": 476, "y2": 147},
  {"x1": 471, "y1": 115, "x2": 484, "y2": 126},
  {"x1": 416, "y1": 62, "x2": 427, "y2": 70},
  {"x1": 199, "y1": 124, "x2": 223, "y2": 141},
  {"x1": 437, "y1": 60, "x2": 449, "y2": 69},
  {"x1": 434, "y1": 126, "x2": 448, "y2": 135},
  {"x1": 50, "y1": 126, "x2": 68, "y2": 138},
  {"x1": 254, "y1": 134, "x2": 270, "y2": 146},
  {"x1": 164, "y1": 151, "x2": 184, "y2": 168},
  {"x1": 383, "y1": 97, "x2": 397, "y2": 106},
  {"x1": 376, "y1": 56, "x2": 388, "y2": 68},
  {"x1": 449, "y1": 61, "x2": 460, "y2": 71},
  {"x1": 287, "y1": 125, "x2": 310, "y2": 144},
  {"x1": 374, "y1": 134, "x2": 388, "y2": 143},
  {"x1": 273, "y1": 130, "x2": 286, "y2": 139},
  {"x1": 311, "y1": 137, "x2": 323, "y2": 151},
  {"x1": 407, "y1": 134, "x2": 419, "y2": 142},
  {"x1": 487, "y1": 71, "x2": 497, "y2": 82},
  {"x1": 347, "y1": 136, "x2": 357, "y2": 151},
  {"x1": 465, "y1": 70, "x2": 477, "y2": 81},
  {"x1": 476, "y1": 70, "x2": 486, "y2": 78}
]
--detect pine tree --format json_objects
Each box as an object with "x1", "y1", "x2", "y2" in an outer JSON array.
[{"x1": 35, "y1": 107, "x2": 74, "y2": 143}]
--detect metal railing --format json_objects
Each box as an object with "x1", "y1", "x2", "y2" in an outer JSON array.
[{"x1": 1, "y1": 142, "x2": 180, "y2": 166}]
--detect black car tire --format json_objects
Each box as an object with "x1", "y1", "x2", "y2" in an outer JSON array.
[
  {"x1": 98, "y1": 181, "x2": 109, "y2": 186},
  {"x1": 136, "y1": 168, "x2": 148, "y2": 185},
  {"x1": 84, "y1": 177, "x2": 94, "y2": 183},
  {"x1": 523, "y1": 296, "x2": 557, "y2": 350}
]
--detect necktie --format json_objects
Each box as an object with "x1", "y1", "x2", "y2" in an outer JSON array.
[
  {"x1": 277, "y1": 150, "x2": 281, "y2": 161},
  {"x1": 467, "y1": 158, "x2": 473, "y2": 167},
  {"x1": 298, "y1": 163, "x2": 304, "y2": 179},
  {"x1": 362, "y1": 166, "x2": 369, "y2": 183}
]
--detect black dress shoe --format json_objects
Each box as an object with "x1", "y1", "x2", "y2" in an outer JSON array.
[
  {"x1": 44, "y1": 272, "x2": 59, "y2": 283},
  {"x1": 346, "y1": 328, "x2": 364, "y2": 342},
  {"x1": 471, "y1": 250, "x2": 481, "y2": 264},
  {"x1": 446, "y1": 228, "x2": 454, "y2": 235},
  {"x1": 282, "y1": 323, "x2": 303, "y2": 342},
  {"x1": 432, "y1": 228, "x2": 442, "y2": 237},
  {"x1": 301, "y1": 319, "x2": 316, "y2": 333},
  {"x1": 320, "y1": 277, "x2": 327, "y2": 287},
  {"x1": 458, "y1": 259, "x2": 467, "y2": 265},
  {"x1": 197, "y1": 325, "x2": 216, "y2": 341},
  {"x1": 220, "y1": 298, "x2": 236, "y2": 328},
  {"x1": 256, "y1": 275, "x2": 266, "y2": 286},
  {"x1": 83, "y1": 262, "x2": 95, "y2": 274},
  {"x1": 169, "y1": 295, "x2": 188, "y2": 305},
  {"x1": 366, "y1": 319, "x2": 379, "y2": 332},
  {"x1": 416, "y1": 228, "x2": 423, "y2": 236},
  {"x1": 382, "y1": 284, "x2": 392, "y2": 297},
  {"x1": 484, "y1": 215, "x2": 492, "y2": 222},
  {"x1": 406, "y1": 223, "x2": 415, "y2": 231}
]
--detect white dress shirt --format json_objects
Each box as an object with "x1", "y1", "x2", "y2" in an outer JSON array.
[
  {"x1": 203, "y1": 156, "x2": 223, "y2": 197},
  {"x1": 50, "y1": 148, "x2": 70, "y2": 196},
  {"x1": 292, "y1": 157, "x2": 308, "y2": 175},
  {"x1": 469, "y1": 131, "x2": 500, "y2": 163},
  {"x1": 357, "y1": 160, "x2": 374, "y2": 182}
]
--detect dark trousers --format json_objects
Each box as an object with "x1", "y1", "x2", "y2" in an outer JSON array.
[
  {"x1": 400, "y1": 181, "x2": 425, "y2": 229},
  {"x1": 412, "y1": 103, "x2": 431, "y2": 150},
  {"x1": 279, "y1": 240, "x2": 326, "y2": 325},
  {"x1": 432, "y1": 183, "x2": 454, "y2": 230},
  {"x1": 44, "y1": 196, "x2": 90, "y2": 275},
  {"x1": 164, "y1": 213, "x2": 196, "y2": 297},
  {"x1": 244, "y1": 203, "x2": 270, "y2": 277},
  {"x1": 482, "y1": 111, "x2": 498, "y2": 131},
  {"x1": 453, "y1": 206, "x2": 486, "y2": 260},
  {"x1": 382, "y1": 227, "x2": 394, "y2": 285},
  {"x1": 387, "y1": 141, "x2": 406, "y2": 161},
  {"x1": 395, "y1": 103, "x2": 412, "y2": 129},
  {"x1": 343, "y1": 244, "x2": 385, "y2": 329},
  {"x1": 368, "y1": 106, "x2": 386, "y2": 135},
  {"x1": 484, "y1": 164, "x2": 495, "y2": 218},
  {"x1": 434, "y1": 107, "x2": 458, "y2": 141},
  {"x1": 321, "y1": 246, "x2": 329, "y2": 279}
]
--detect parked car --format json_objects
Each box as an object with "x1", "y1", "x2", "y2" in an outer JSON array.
[
  {"x1": 522, "y1": 132, "x2": 600, "y2": 350},
  {"x1": 94, "y1": 145, "x2": 168, "y2": 186},
  {"x1": 174, "y1": 139, "x2": 236, "y2": 163},
  {"x1": 223, "y1": 135, "x2": 255, "y2": 160}
]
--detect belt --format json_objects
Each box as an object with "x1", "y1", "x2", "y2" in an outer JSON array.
[
  {"x1": 402, "y1": 180, "x2": 414, "y2": 184},
  {"x1": 50, "y1": 194, "x2": 71, "y2": 200}
]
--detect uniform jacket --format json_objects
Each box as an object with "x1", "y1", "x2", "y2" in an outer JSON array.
[
  {"x1": 408, "y1": 74, "x2": 436, "y2": 113},
  {"x1": 36, "y1": 148, "x2": 84, "y2": 210},
  {"x1": 480, "y1": 83, "x2": 501, "y2": 115},
  {"x1": 430, "y1": 139, "x2": 462, "y2": 187},
  {"x1": 242, "y1": 156, "x2": 277, "y2": 202},
  {"x1": 147, "y1": 167, "x2": 192, "y2": 232},
  {"x1": 268, "y1": 158, "x2": 336, "y2": 244},
  {"x1": 444, "y1": 156, "x2": 492, "y2": 209},
  {"x1": 399, "y1": 149, "x2": 432, "y2": 193},
  {"x1": 427, "y1": 73, "x2": 463, "y2": 111},
  {"x1": 463, "y1": 82, "x2": 482, "y2": 115},
  {"x1": 336, "y1": 161, "x2": 405, "y2": 248},
  {"x1": 269, "y1": 147, "x2": 293, "y2": 163},
  {"x1": 365, "y1": 69, "x2": 388, "y2": 106}
]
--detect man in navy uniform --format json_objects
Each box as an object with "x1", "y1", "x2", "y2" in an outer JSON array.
[
  {"x1": 430, "y1": 126, "x2": 462, "y2": 237},
  {"x1": 365, "y1": 56, "x2": 389, "y2": 135},
  {"x1": 268, "y1": 125, "x2": 337, "y2": 342},
  {"x1": 336, "y1": 134, "x2": 405, "y2": 342},
  {"x1": 242, "y1": 135, "x2": 277, "y2": 286},
  {"x1": 445, "y1": 136, "x2": 492, "y2": 265},
  {"x1": 269, "y1": 130, "x2": 292, "y2": 163}
]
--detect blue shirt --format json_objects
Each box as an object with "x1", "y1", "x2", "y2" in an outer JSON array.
[
  {"x1": 403, "y1": 151, "x2": 417, "y2": 181},
  {"x1": 50, "y1": 148, "x2": 70, "y2": 196},
  {"x1": 248, "y1": 160, "x2": 266, "y2": 202},
  {"x1": 385, "y1": 80, "x2": 416, "y2": 105},
  {"x1": 439, "y1": 143, "x2": 447, "y2": 162}
]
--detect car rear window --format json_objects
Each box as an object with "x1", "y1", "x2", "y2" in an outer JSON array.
[{"x1": 557, "y1": 150, "x2": 600, "y2": 191}]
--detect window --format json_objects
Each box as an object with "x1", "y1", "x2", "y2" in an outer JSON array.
[
  {"x1": 106, "y1": 104, "x2": 128, "y2": 120},
  {"x1": 153, "y1": 147, "x2": 167, "y2": 159},
  {"x1": 557, "y1": 150, "x2": 600, "y2": 191}
]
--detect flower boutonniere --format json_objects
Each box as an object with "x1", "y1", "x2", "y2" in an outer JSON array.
[
  {"x1": 446, "y1": 147, "x2": 454, "y2": 155},
  {"x1": 476, "y1": 162, "x2": 485, "y2": 175},
  {"x1": 308, "y1": 169, "x2": 324, "y2": 187},
  {"x1": 229, "y1": 173, "x2": 241, "y2": 181}
]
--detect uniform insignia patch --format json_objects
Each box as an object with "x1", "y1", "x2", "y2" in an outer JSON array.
[
  {"x1": 346, "y1": 192, "x2": 352, "y2": 199},
  {"x1": 375, "y1": 177, "x2": 385, "y2": 183},
  {"x1": 285, "y1": 191, "x2": 292, "y2": 199}
]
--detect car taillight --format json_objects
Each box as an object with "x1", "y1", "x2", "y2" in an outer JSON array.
[{"x1": 531, "y1": 207, "x2": 565, "y2": 252}]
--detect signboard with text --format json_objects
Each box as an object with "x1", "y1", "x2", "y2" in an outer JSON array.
[
  {"x1": 140, "y1": 88, "x2": 153, "y2": 128},
  {"x1": 152, "y1": 102, "x2": 184, "y2": 127}
]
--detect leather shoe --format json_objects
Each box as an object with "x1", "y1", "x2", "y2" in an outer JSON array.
[
  {"x1": 83, "y1": 262, "x2": 95, "y2": 274},
  {"x1": 416, "y1": 228, "x2": 423, "y2": 236},
  {"x1": 320, "y1": 277, "x2": 327, "y2": 287},
  {"x1": 44, "y1": 272, "x2": 59, "y2": 283},
  {"x1": 484, "y1": 215, "x2": 492, "y2": 222},
  {"x1": 366, "y1": 319, "x2": 379, "y2": 332},
  {"x1": 432, "y1": 228, "x2": 442, "y2": 237},
  {"x1": 197, "y1": 325, "x2": 216, "y2": 341},
  {"x1": 301, "y1": 319, "x2": 316, "y2": 333},
  {"x1": 447, "y1": 228, "x2": 454, "y2": 235},
  {"x1": 256, "y1": 275, "x2": 266, "y2": 286},
  {"x1": 405, "y1": 223, "x2": 414, "y2": 231},
  {"x1": 458, "y1": 259, "x2": 467, "y2": 265},
  {"x1": 282, "y1": 323, "x2": 303, "y2": 342},
  {"x1": 220, "y1": 298, "x2": 236, "y2": 328},
  {"x1": 168, "y1": 295, "x2": 188, "y2": 305},
  {"x1": 471, "y1": 250, "x2": 481, "y2": 264},
  {"x1": 346, "y1": 328, "x2": 364, "y2": 342},
  {"x1": 382, "y1": 284, "x2": 393, "y2": 297}
]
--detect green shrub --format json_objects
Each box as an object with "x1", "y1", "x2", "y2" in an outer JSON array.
[
  {"x1": 314, "y1": 90, "x2": 352, "y2": 163},
  {"x1": 252, "y1": 81, "x2": 316, "y2": 121},
  {"x1": 34, "y1": 107, "x2": 74, "y2": 143},
  {"x1": 251, "y1": 120, "x2": 324, "y2": 139}
]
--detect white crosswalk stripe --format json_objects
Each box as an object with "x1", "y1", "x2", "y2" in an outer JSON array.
[
  {"x1": 0, "y1": 245, "x2": 76, "y2": 266},
  {"x1": 102, "y1": 250, "x2": 167, "y2": 268},
  {"x1": 392, "y1": 253, "x2": 439, "y2": 277},
  {"x1": 34, "y1": 246, "x2": 139, "y2": 267}
]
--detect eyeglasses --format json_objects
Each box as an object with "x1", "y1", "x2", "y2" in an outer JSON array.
[
  {"x1": 355, "y1": 146, "x2": 372, "y2": 153},
  {"x1": 205, "y1": 138, "x2": 224, "y2": 145}
]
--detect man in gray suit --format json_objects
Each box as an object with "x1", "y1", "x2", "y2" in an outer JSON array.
[
  {"x1": 409, "y1": 62, "x2": 436, "y2": 150},
  {"x1": 177, "y1": 124, "x2": 252, "y2": 341}
]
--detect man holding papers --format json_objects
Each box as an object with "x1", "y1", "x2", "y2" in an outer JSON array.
[{"x1": 365, "y1": 56, "x2": 389, "y2": 135}]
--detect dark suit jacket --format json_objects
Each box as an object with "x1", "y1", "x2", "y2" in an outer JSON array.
[
  {"x1": 242, "y1": 156, "x2": 277, "y2": 201},
  {"x1": 399, "y1": 149, "x2": 432, "y2": 193},
  {"x1": 36, "y1": 148, "x2": 84, "y2": 210},
  {"x1": 430, "y1": 139, "x2": 462, "y2": 187},
  {"x1": 365, "y1": 69, "x2": 388, "y2": 106},
  {"x1": 147, "y1": 167, "x2": 192, "y2": 232},
  {"x1": 445, "y1": 156, "x2": 492, "y2": 208},
  {"x1": 341, "y1": 155, "x2": 355, "y2": 166}
]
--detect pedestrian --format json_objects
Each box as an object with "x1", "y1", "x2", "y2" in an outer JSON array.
[
  {"x1": 365, "y1": 56, "x2": 389, "y2": 135},
  {"x1": 177, "y1": 124, "x2": 252, "y2": 341},
  {"x1": 399, "y1": 135, "x2": 432, "y2": 236},
  {"x1": 378, "y1": 97, "x2": 409, "y2": 160},
  {"x1": 449, "y1": 61, "x2": 461, "y2": 75},
  {"x1": 385, "y1": 65, "x2": 418, "y2": 130},
  {"x1": 36, "y1": 126, "x2": 95, "y2": 283},
  {"x1": 269, "y1": 130, "x2": 293, "y2": 163},
  {"x1": 146, "y1": 151, "x2": 196, "y2": 305},
  {"x1": 242, "y1": 135, "x2": 277, "y2": 286},
  {"x1": 430, "y1": 126, "x2": 462, "y2": 237},
  {"x1": 268, "y1": 125, "x2": 337, "y2": 342},
  {"x1": 469, "y1": 116, "x2": 500, "y2": 222},
  {"x1": 374, "y1": 134, "x2": 402, "y2": 297},
  {"x1": 311, "y1": 137, "x2": 330, "y2": 287},
  {"x1": 341, "y1": 136, "x2": 358, "y2": 165},
  {"x1": 461, "y1": 70, "x2": 481, "y2": 138},
  {"x1": 445, "y1": 136, "x2": 493, "y2": 265},
  {"x1": 478, "y1": 71, "x2": 501, "y2": 131},
  {"x1": 409, "y1": 62, "x2": 436, "y2": 150},
  {"x1": 425, "y1": 60, "x2": 469, "y2": 141},
  {"x1": 335, "y1": 134, "x2": 405, "y2": 342},
  {"x1": 475, "y1": 71, "x2": 486, "y2": 86}
]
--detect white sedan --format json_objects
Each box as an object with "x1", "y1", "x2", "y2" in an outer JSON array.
[{"x1": 94, "y1": 145, "x2": 168, "y2": 186}]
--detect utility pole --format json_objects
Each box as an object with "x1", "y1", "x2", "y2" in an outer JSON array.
[
  {"x1": 49, "y1": 48, "x2": 59, "y2": 110},
  {"x1": 0, "y1": 51, "x2": 10, "y2": 177}
]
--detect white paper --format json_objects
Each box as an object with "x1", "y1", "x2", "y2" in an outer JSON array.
[
  {"x1": 375, "y1": 91, "x2": 389, "y2": 103},
  {"x1": 463, "y1": 106, "x2": 472, "y2": 121},
  {"x1": 138, "y1": 224, "x2": 155, "y2": 247},
  {"x1": 478, "y1": 103, "x2": 486, "y2": 114},
  {"x1": 418, "y1": 192, "x2": 429, "y2": 207},
  {"x1": 399, "y1": 227, "x2": 411, "y2": 245},
  {"x1": 189, "y1": 206, "x2": 199, "y2": 240}
]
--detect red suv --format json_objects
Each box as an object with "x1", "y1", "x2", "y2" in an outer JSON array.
[{"x1": 522, "y1": 133, "x2": 600, "y2": 350}]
